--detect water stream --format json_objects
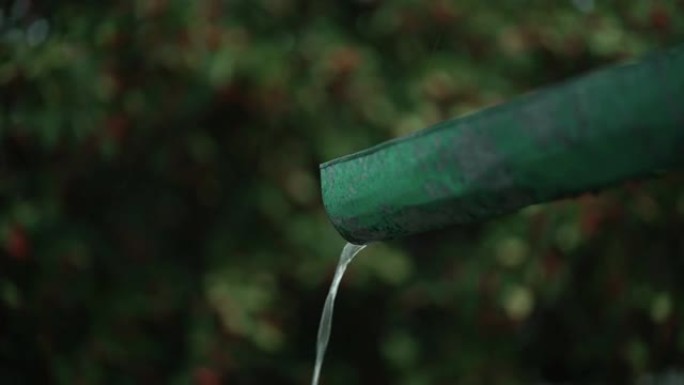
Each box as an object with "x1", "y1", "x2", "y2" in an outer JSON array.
[{"x1": 311, "y1": 242, "x2": 367, "y2": 385}]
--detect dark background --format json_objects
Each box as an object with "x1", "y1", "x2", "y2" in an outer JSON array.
[{"x1": 1, "y1": 0, "x2": 684, "y2": 384}]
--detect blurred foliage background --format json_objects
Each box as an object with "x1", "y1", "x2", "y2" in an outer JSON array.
[{"x1": 1, "y1": 0, "x2": 684, "y2": 384}]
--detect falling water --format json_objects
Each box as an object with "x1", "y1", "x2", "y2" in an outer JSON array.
[{"x1": 311, "y1": 242, "x2": 367, "y2": 385}]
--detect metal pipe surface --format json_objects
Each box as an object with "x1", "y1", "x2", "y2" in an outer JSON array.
[{"x1": 320, "y1": 44, "x2": 684, "y2": 244}]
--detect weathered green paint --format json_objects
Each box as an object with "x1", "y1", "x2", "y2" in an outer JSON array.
[{"x1": 320, "y1": 44, "x2": 684, "y2": 244}]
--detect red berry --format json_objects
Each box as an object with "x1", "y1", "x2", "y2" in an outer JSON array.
[{"x1": 6, "y1": 226, "x2": 29, "y2": 261}]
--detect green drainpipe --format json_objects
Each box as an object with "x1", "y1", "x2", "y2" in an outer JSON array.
[{"x1": 320, "y1": 44, "x2": 684, "y2": 245}]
